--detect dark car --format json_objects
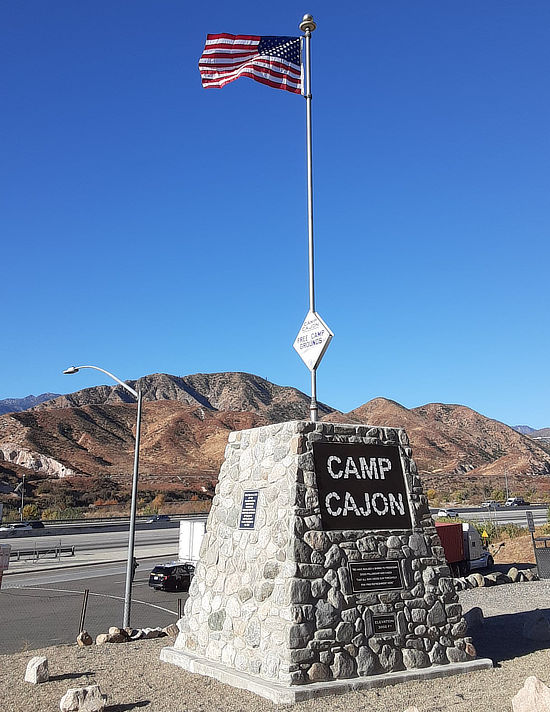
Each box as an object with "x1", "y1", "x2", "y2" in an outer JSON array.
[
  {"x1": 26, "y1": 521, "x2": 45, "y2": 529},
  {"x1": 146, "y1": 514, "x2": 170, "y2": 523},
  {"x1": 148, "y1": 562, "x2": 195, "y2": 592}
]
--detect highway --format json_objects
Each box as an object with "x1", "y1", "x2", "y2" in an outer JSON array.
[
  {"x1": 0, "y1": 560, "x2": 186, "y2": 654},
  {"x1": 431, "y1": 505, "x2": 548, "y2": 526},
  {"x1": 1, "y1": 526, "x2": 183, "y2": 655},
  {"x1": 7, "y1": 526, "x2": 180, "y2": 555}
]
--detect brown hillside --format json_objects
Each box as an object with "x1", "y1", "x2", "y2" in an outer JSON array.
[
  {"x1": 324, "y1": 398, "x2": 550, "y2": 478},
  {"x1": 35, "y1": 372, "x2": 335, "y2": 422},
  {"x1": 1, "y1": 402, "x2": 266, "y2": 478},
  {"x1": 2, "y1": 374, "x2": 550, "y2": 505}
]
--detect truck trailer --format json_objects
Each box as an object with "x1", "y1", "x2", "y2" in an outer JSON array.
[{"x1": 435, "y1": 521, "x2": 493, "y2": 576}]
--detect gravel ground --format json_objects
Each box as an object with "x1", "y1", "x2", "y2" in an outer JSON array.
[{"x1": 1, "y1": 582, "x2": 549, "y2": 712}]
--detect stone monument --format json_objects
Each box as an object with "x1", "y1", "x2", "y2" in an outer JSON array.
[{"x1": 161, "y1": 420, "x2": 491, "y2": 703}]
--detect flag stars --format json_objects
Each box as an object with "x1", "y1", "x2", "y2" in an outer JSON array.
[{"x1": 257, "y1": 36, "x2": 301, "y2": 67}]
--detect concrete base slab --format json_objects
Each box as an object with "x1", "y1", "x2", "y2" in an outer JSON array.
[{"x1": 160, "y1": 646, "x2": 493, "y2": 704}]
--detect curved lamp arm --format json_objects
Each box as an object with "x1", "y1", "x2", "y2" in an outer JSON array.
[{"x1": 63, "y1": 365, "x2": 139, "y2": 399}]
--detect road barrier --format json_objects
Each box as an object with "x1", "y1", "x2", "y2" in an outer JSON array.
[
  {"x1": 0, "y1": 544, "x2": 10, "y2": 589},
  {"x1": 9, "y1": 545, "x2": 75, "y2": 562}
]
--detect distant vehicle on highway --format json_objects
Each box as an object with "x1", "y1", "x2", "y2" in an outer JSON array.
[
  {"x1": 25, "y1": 520, "x2": 45, "y2": 529},
  {"x1": 148, "y1": 561, "x2": 195, "y2": 592},
  {"x1": 146, "y1": 514, "x2": 170, "y2": 523},
  {"x1": 505, "y1": 497, "x2": 530, "y2": 507},
  {"x1": 481, "y1": 500, "x2": 500, "y2": 509},
  {"x1": 0, "y1": 522, "x2": 33, "y2": 535},
  {"x1": 436, "y1": 508, "x2": 460, "y2": 518}
]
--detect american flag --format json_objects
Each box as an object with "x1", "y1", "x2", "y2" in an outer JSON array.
[{"x1": 199, "y1": 34, "x2": 302, "y2": 94}]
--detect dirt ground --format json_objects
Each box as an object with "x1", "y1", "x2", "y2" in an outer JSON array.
[
  {"x1": 1, "y1": 583, "x2": 550, "y2": 712},
  {"x1": 493, "y1": 533, "x2": 536, "y2": 565}
]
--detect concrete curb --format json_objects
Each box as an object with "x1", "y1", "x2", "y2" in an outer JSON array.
[{"x1": 160, "y1": 646, "x2": 494, "y2": 704}]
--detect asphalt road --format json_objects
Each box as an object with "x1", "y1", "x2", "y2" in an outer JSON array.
[
  {"x1": 430, "y1": 506, "x2": 548, "y2": 526},
  {"x1": 0, "y1": 560, "x2": 187, "y2": 655},
  {"x1": 7, "y1": 526, "x2": 180, "y2": 556}
]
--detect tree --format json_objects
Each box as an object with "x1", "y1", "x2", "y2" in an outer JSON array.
[
  {"x1": 151, "y1": 493, "x2": 166, "y2": 513},
  {"x1": 22, "y1": 504, "x2": 40, "y2": 521}
]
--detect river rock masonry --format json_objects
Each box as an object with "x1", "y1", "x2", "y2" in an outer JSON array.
[{"x1": 161, "y1": 421, "x2": 491, "y2": 702}]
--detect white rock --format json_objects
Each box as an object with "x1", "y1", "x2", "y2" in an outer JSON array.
[
  {"x1": 76, "y1": 631, "x2": 93, "y2": 647},
  {"x1": 163, "y1": 624, "x2": 179, "y2": 638},
  {"x1": 25, "y1": 656, "x2": 49, "y2": 684},
  {"x1": 512, "y1": 676, "x2": 550, "y2": 712},
  {"x1": 60, "y1": 685, "x2": 106, "y2": 712},
  {"x1": 141, "y1": 627, "x2": 161, "y2": 639}
]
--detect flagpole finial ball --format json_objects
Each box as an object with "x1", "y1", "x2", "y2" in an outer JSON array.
[{"x1": 299, "y1": 14, "x2": 316, "y2": 32}]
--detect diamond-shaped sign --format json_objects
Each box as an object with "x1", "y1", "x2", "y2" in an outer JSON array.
[{"x1": 293, "y1": 311, "x2": 333, "y2": 371}]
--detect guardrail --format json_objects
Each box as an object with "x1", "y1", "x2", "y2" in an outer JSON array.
[
  {"x1": 9, "y1": 545, "x2": 75, "y2": 562},
  {"x1": 0, "y1": 511, "x2": 209, "y2": 528}
]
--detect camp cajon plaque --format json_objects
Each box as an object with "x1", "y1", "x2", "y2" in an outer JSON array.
[{"x1": 313, "y1": 442, "x2": 412, "y2": 531}]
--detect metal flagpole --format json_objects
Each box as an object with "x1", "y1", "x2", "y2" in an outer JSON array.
[
  {"x1": 300, "y1": 13, "x2": 318, "y2": 422},
  {"x1": 293, "y1": 15, "x2": 332, "y2": 420}
]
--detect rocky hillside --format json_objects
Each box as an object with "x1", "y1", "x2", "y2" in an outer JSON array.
[
  {"x1": 1, "y1": 373, "x2": 550, "y2": 502},
  {"x1": 34, "y1": 372, "x2": 334, "y2": 422},
  {"x1": 0, "y1": 393, "x2": 59, "y2": 415},
  {"x1": 0, "y1": 373, "x2": 334, "y2": 483},
  {"x1": 323, "y1": 398, "x2": 550, "y2": 477},
  {"x1": 1, "y1": 402, "x2": 266, "y2": 480}
]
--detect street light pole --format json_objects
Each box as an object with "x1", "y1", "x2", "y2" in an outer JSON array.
[
  {"x1": 14, "y1": 474, "x2": 25, "y2": 521},
  {"x1": 63, "y1": 364, "x2": 142, "y2": 629},
  {"x1": 122, "y1": 388, "x2": 142, "y2": 628}
]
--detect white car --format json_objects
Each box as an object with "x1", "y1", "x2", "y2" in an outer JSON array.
[
  {"x1": 0, "y1": 523, "x2": 32, "y2": 535},
  {"x1": 436, "y1": 508, "x2": 459, "y2": 518},
  {"x1": 481, "y1": 500, "x2": 500, "y2": 509}
]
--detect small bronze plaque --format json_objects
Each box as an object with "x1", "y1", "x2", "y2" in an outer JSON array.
[
  {"x1": 349, "y1": 560, "x2": 403, "y2": 593},
  {"x1": 373, "y1": 614, "x2": 397, "y2": 635},
  {"x1": 239, "y1": 491, "x2": 259, "y2": 529}
]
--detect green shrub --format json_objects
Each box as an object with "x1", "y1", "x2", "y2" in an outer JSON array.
[
  {"x1": 22, "y1": 504, "x2": 40, "y2": 521},
  {"x1": 469, "y1": 520, "x2": 526, "y2": 541}
]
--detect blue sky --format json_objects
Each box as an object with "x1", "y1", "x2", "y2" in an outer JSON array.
[{"x1": 2, "y1": 1, "x2": 549, "y2": 428}]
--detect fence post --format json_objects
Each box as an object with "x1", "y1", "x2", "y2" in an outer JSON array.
[
  {"x1": 177, "y1": 598, "x2": 183, "y2": 619},
  {"x1": 79, "y1": 589, "x2": 90, "y2": 634}
]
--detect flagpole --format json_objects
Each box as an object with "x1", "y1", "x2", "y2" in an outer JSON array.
[{"x1": 300, "y1": 13, "x2": 318, "y2": 422}]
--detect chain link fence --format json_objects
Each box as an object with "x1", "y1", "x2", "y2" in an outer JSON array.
[{"x1": 0, "y1": 575, "x2": 184, "y2": 655}]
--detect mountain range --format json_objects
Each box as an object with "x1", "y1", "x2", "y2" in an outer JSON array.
[
  {"x1": 0, "y1": 393, "x2": 59, "y2": 416},
  {"x1": 0, "y1": 372, "x2": 549, "y2": 500},
  {"x1": 512, "y1": 425, "x2": 550, "y2": 439}
]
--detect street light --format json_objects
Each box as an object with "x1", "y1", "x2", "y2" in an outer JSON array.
[
  {"x1": 13, "y1": 475, "x2": 25, "y2": 521},
  {"x1": 63, "y1": 364, "x2": 142, "y2": 629}
]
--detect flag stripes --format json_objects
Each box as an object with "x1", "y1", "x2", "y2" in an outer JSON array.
[{"x1": 199, "y1": 34, "x2": 302, "y2": 94}]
